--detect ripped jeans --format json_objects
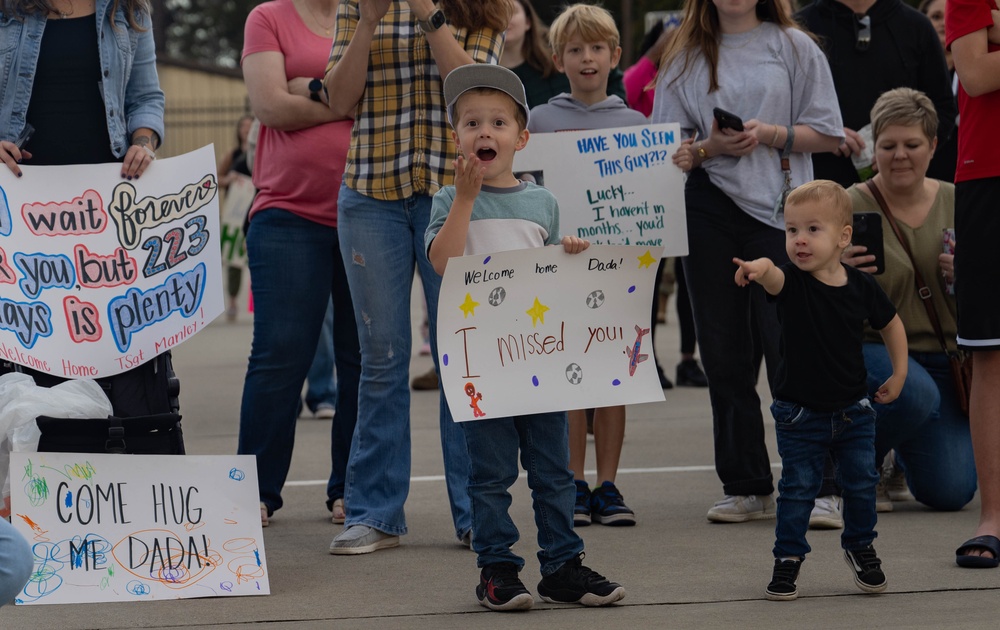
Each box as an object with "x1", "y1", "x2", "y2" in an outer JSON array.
[{"x1": 336, "y1": 184, "x2": 472, "y2": 538}]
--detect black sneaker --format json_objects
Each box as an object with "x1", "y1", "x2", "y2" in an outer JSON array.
[
  {"x1": 676, "y1": 358, "x2": 708, "y2": 387},
  {"x1": 537, "y1": 554, "x2": 625, "y2": 606},
  {"x1": 844, "y1": 546, "x2": 887, "y2": 593},
  {"x1": 765, "y1": 559, "x2": 802, "y2": 601},
  {"x1": 574, "y1": 480, "x2": 592, "y2": 527},
  {"x1": 589, "y1": 481, "x2": 636, "y2": 526},
  {"x1": 476, "y1": 563, "x2": 533, "y2": 611}
]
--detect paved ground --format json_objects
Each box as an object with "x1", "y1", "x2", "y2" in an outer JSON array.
[{"x1": 4, "y1": 290, "x2": 1000, "y2": 629}]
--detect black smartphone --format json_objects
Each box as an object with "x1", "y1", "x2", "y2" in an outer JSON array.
[
  {"x1": 14, "y1": 123, "x2": 34, "y2": 149},
  {"x1": 852, "y1": 212, "x2": 885, "y2": 275},
  {"x1": 713, "y1": 107, "x2": 744, "y2": 132}
]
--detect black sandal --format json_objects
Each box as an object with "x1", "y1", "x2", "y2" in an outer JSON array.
[{"x1": 956, "y1": 535, "x2": 1000, "y2": 568}]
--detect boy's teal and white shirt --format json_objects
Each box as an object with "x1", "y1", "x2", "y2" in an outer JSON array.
[{"x1": 425, "y1": 182, "x2": 560, "y2": 258}]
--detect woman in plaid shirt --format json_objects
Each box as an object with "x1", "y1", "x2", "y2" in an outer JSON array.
[{"x1": 324, "y1": 0, "x2": 511, "y2": 555}]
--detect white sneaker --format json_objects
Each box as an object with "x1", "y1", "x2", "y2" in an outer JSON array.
[
  {"x1": 809, "y1": 495, "x2": 844, "y2": 529},
  {"x1": 314, "y1": 404, "x2": 336, "y2": 420},
  {"x1": 706, "y1": 494, "x2": 776, "y2": 523},
  {"x1": 875, "y1": 477, "x2": 893, "y2": 513},
  {"x1": 882, "y1": 452, "x2": 913, "y2": 502}
]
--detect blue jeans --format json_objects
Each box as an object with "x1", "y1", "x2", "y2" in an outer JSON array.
[
  {"x1": 304, "y1": 298, "x2": 338, "y2": 413},
  {"x1": 337, "y1": 185, "x2": 472, "y2": 538},
  {"x1": 683, "y1": 169, "x2": 784, "y2": 496},
  {"x1": 864, "y1": 344, "x2": 977, "y2": 510},
  {"x1": 462, "y1": 412, "x2": 584, "y2": 576},
  {"x1": 238, "y1": 209, "x2": 361, "y2": 512},
  {"x1": 0, "y1": 517, "x2": 33, "y2": 606},
  {"x1": 772, "y1": 398, "x2": 879, "y2": 559}
]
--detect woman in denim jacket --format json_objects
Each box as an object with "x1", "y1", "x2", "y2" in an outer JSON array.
[{"x1": 0, "y1": 0, "x2": 164, "y2": 177}]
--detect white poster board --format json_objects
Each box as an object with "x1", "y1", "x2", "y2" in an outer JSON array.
[
  {"x1": 513, "y1": 122, "x2": 687, "y2": 255},
  {"x1": 0, "y1": 146, "x2": 224, "y2": 378},
  {"x1": 437, "y1": 245, "x2": 664, "y2": 421},
  {"x1": 219, "y1": 174, "x2": 253, "y2": 269},
  {"x1": 9, "y1": 452, "x2": 268, "y2": 605}
]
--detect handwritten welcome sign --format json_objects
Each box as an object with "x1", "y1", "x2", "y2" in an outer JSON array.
[
  {"x1": 0, "y1": 147, "x2": 224, "y2": 378},
  {"x1": 9, "y1": 452, "x2": 268, "y2": 605},
  {"x1": 437, "y1": 245, "x2": 665, "y2": 421},
  {"x1": 514, "y1": 123, "x2": 687, "y2": 255}
]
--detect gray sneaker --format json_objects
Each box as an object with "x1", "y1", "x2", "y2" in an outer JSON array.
[
  {"x1": 329, "y1": 525, "x2": 400, "y2": 555},
  {"x1": 706, "y1": 494, "x2": 776, "y2": 523}
]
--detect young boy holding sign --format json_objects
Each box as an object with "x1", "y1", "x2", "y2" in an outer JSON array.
[
  {"x1": 528, "y1": 3, "x2": 648, "y2": 528},
  {"x1": 425, "y1": 64, "x2": 624, "y2": 612}
]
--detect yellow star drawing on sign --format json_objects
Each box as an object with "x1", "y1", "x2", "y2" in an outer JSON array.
[
  {"x1": 637, "y1": 250, "x2": 657, "y2": 269},
  {"x1": 526, "y1": 296, "x2": 550, "y2": 327},
  {"x1": 459, "y1": 293, "x2": 480, "y2": 318}
]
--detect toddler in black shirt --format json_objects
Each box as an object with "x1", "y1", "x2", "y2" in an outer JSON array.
[{"x1": 734, "y1": 180, "x2": 907, "y2": 601}]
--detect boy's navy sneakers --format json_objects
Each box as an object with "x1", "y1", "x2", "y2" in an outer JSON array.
[
  {"x1": 765, "y1": 559, "x2": 802, "y2": 601},
  {"x1": 477, "y1": 562, "x2": 533, "y2": 611},
  {"x1": 844, "y1": 545, "x2": 888, "y2": 593},
  {"x1": 574, "y1": 480, "x2": 592, "y2": 527},
  {"x1": 537, "y1": 553, "x2": 625, "y2": 606},
  {"x1": 590, "y1": 481, "x2": 636, "y2": 526}
]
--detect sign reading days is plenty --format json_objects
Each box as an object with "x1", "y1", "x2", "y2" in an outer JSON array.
[
  {"x1": 437, "y1": 244, "x2": 665, "y2": 422},
  {"x1": 10, "y1": 452, "x2": 268, "y2": 605},
  {"x1": 0, "y1": 146, "x2": 224, "y2": 378},
  {"x1": 513, "y1": 122, "x2": 687, "y2": 256}
]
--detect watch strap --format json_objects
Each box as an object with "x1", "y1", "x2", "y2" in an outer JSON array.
[{"x1": 418, "y1": 8, "x2": 445, "y2": 32}]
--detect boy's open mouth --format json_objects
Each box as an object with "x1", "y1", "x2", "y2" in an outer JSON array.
[{"x1": 476, "y1": 148, "x2": 497, "y2": 161}]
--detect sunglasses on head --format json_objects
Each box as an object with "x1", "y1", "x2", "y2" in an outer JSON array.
[{"x1": 855, "y1": 15, "x2": 871, "y2": 51}]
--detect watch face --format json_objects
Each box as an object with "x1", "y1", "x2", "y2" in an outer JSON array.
[
  {"x1": 430, "y1": 10, "x2": 446, "y2": 29},
  {"x1": 309, "y1": 79, "x2": 323, "y2": 93}
]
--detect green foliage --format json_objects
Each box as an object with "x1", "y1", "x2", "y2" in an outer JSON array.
[{"x1": 155, "y1": 0, "x2": 262, "y2": 68}]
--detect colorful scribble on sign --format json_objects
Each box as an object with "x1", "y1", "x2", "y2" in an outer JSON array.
[
  {"x1": 10, "y1": 453, "x2": 269, "y2": 605},
  {"x1": 0, "y1": 146, "x2": 224, "y2": 377}
]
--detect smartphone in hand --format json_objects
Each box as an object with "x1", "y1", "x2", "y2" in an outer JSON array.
[
  {"x1": 852, "y1": 212, "x2": 885, "y2": 275},
  {"x1": 713, "y1": 107, "x2": 744, "y2": 132},
  {"x1": 14, "y1": 123, "x2": 34, "y2": 149}
]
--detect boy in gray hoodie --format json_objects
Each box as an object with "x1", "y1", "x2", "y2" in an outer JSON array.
[
  {"x1": 527, "y1": 4, "x2": 648, "y2": 134},
  {"x1": 527, "y1": 4, "x2": 648, "y2": 530}
]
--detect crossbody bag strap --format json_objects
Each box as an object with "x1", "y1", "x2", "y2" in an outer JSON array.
[{"x1": 864, "y1": 179, "x2": 950, "y2": 354}]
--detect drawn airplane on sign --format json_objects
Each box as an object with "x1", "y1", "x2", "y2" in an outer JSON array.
[{"x1": 625, "y1": 324, "x2": 650, "y2": 376}]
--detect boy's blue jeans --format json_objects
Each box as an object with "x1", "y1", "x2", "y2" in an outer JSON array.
[
  {"x1": 462, "y1": 412, "x2": 584, "y2": 576},
  {"x1": 771, "y1": 398, "x2": 879, "y2": 560}
]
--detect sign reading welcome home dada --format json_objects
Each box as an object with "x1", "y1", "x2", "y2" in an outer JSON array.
[
  {"x1": 9, "y1": 452, "x2": 268, "y2": 605},
  {"x1": 0, "y1": 146, "x2": 224, "y2": 378},
  {"x1": 514, "y1": 122, "x2": 687, "y2": 255},
  {"x1": 437, "y1": 244, "x2": 665, "y2": 421}
]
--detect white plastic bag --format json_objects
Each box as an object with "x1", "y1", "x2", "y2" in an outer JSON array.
[{"x1": 0, "y1": 372, "x2": 113, "y2": 517}]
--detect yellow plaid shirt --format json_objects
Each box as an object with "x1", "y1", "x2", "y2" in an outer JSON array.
[{"x1": 327, "y1": 2, "x2": 503, "y2": 201}]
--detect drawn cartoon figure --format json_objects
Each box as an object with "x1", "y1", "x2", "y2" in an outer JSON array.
[
  {"x1": 465, "y1": 382, "x2": 485, "y2": 418},
  {"x1": 625, "y1": 325, "x2": 650, "y2": 376}
]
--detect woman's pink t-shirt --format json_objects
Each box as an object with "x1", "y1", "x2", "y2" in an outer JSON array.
[{"x1": 242, "y1": 0, "x2": 352, "y2": 226}]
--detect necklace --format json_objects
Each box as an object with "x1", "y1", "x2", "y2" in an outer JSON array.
[
  {"x1": 53, "y1": 0, "x2": 74, "y2": 18},
  {"x1": 302, "y1": 0, "x2": 334, "y2": 36}
]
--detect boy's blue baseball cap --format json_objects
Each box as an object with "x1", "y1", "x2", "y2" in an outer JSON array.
[{"x1": 444, "y1": 64, "x2": 530, "y2": 127}]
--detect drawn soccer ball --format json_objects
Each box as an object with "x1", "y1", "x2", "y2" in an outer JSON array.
[
  {"x1": 565, "y1": 363, "x2": 584, "y2": 385},
  {"x1": 488, "y1": 286, "x2": 506, "y2": 307},
  {"x1": 586, "y1": 289, "x2": 605, "y2": 309}
]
